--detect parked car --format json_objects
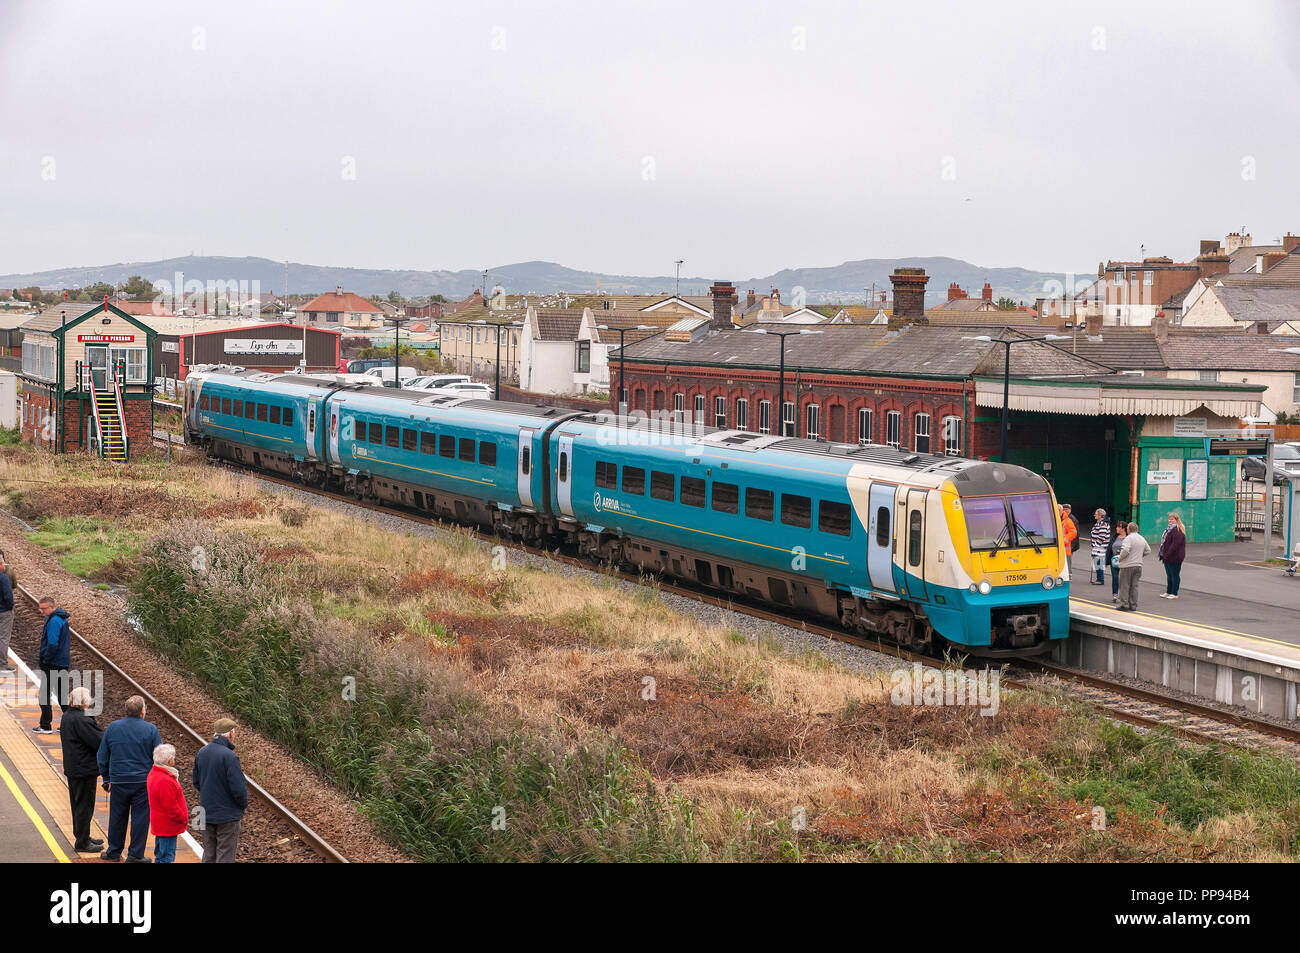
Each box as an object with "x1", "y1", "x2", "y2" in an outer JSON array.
[
  {"x1": 423, "y1": 381, "x2": 493, "y2": 400},
  {"x1": 406, "y1": 374, "x2": 472, "y2": 391},
  {"x1": 363, "y1": 366, "x2": 419, "y2": 387},
  {"x1": 1242, "y1": 443, "x2": 1300, "y2": 484}
]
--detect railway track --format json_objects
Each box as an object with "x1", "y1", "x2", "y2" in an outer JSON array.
[
  {"x1": 8, "y1": 578, "x2": 347, "y2": 863},
  {"x1": 158, "y1": 433, "x2": 1300, "y2": 757}
]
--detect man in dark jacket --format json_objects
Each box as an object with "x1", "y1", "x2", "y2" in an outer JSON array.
[
  {"x1": 0, "y1": 551, "x2": 14, "y2": 673},
  {"x1": 193, "y1": 718, "x2": 247, "y2": 863},
  {"x1": 96, "y1": 695, "x2": 164, "y2": 862},
  {"x1": 35, "y1": 597, "x2": 70, "y2": 733},
  {"x1": 59, "y1": 686, "x2": 105, "y2": 852}
]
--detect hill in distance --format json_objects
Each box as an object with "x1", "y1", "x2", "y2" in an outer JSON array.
[{"x1": 0, "y1": 254, "x2": 1089, "y2": 306}]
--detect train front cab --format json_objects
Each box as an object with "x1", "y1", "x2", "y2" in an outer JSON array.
[{"x1": 926, "y1": 465, "x2": 1070, "y2": 657}]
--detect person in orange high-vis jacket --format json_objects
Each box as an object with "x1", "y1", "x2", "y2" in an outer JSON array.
[{"x1": 1060, "y1": 504, "x2": 1079, "y2": 574}]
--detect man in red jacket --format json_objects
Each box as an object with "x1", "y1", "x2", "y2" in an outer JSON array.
[{"x1": 146, "y1": 743, "x2": 189, "y2": 864}]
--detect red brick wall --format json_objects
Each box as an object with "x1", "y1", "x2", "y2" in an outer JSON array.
[
  {"x1": 618, "y1": 362, "x2": 973, "y2": 452},
  {"x1": 18, "y1": 387, "x2": 154, "y2": 454}
]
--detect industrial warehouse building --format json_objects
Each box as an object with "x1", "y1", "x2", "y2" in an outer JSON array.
[{"x1": 154, "y1": 321, "x2": 342, "y2": 378}]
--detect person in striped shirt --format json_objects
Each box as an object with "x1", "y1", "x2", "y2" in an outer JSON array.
[{"x1": 1090, "y1": 508, "x2": 1111, "y2": 585}]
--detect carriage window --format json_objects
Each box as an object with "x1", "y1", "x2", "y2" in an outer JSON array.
[
  {"x1": 283, "y1": 408, "x2": 293, "y2": 427},
  {"x1": 745, "y1": 488, "x2": 774, "y2": 521},
  {"x1": 385, "y1": 426, "x2": 399, "y2": 448},
  {"x1": 233, "y1": 400, "x2": 243, "y2": 417},
  {"x1": 479, "y1": 442, "x2": 497, "y2": 467},
  {"x1": 521, "y1": 446, "x2": 531, "y2": 474},
  {"x1": 711, "y1": 481, "x2": 739, "y2": 514},
  {"x1": 908, "y1": 511, "x2": 923, "y2": 566},
  {"x1": 680, "y1": 476, "x2": 706, "y2": 507},
  {"x1": 819, "y1": 500, "x2": 852, "y2": 536},
  {"x1": 622, "y1": 466, "x2": 645, "y2": 495},
  {"x1": 403, "y1": 429, "x2": 417, "y2": 451},
  {"x1": 369, "y1": 422, "x2": 383, "y2": 444},
  {"x1": 875, "y1": 506, "x2": 890, "y2": 547},
  {"x1": 270, "y1": 405, "x2": 281, "y2": 425},
  {"x1": 781, "y1": 494, "x2": 812, "y2": 529},
  {"x1": 199, "y1": 396, "x2": 209, "y2": 411},
  {"x1": 650, "y1": 471, "x2": 674, "y2": 500},
  {"x1": 439, "y1": 434, "x2": 454, "y2": 458},
  {"x1": 421, "y1": 431, "x2": 436, "y2": 454},
  {"x1": 257, "y1": 404, "x2": 268, "y2": 422},
  {"x1": 459, "y1": 438, "x2": 475, "y2": 462},
  {"x1": 223, "y1": 398, "x2": 232, "y2": 415},
  {"x1": 595, "y1": 460, "x2": 617, "y2": 489},
  {"x1": 308, "y1": 409, "x2": 315, "y2": 431}
]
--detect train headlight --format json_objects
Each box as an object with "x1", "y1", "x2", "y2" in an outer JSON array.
[
  {"x1": 1041, "y1": 576, "x2": 1055, "y2": 590},
  {"x1": 968, "y1": 584, "x2": 978, "y2": 594},
  {"x1": 977, "y1": 580, "x2": 992, "y2": 595},
  {"x1": 1057, "y1": 576, "x2": 1066, "y2": 587}
]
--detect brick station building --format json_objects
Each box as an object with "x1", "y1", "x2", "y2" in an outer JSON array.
[{"x1": 614, "y1": 270, "x2": 1263, "y2": 538}]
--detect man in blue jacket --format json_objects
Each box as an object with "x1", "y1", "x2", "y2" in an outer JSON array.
[
  {"x1": 193, "y1": 718, "x2": 247, "y2": 863},
  {"x1": 35, "y1": 597, "x2": 70, "y2": 733},
  {"x1": 96, "y1": 695, "x2": 164, "y2": 862}
]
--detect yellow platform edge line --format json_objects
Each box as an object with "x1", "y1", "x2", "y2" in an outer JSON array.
[
  {"x1": 0, "y1": 758, "x2": 70, "y2": 863},
  {"x1": 1070, "y1": 596, "x2": 1300, "y2": 654}
]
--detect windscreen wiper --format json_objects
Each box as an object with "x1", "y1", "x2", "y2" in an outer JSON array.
[{"x1": 1019, "y1": 528, "x2": 1043, "y2": 554}]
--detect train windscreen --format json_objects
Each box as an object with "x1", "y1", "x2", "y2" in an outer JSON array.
[{"x1": 962, "y1": 492, "x2": 1058, "y2": 551}]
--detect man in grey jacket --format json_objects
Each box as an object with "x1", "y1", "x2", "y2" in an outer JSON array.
[{"x1": 1116, "y1": 521, "x2": 1150, "y2": 611}]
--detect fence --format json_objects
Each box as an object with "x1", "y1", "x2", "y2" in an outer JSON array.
[{"x1": 1234, "y1": 479, "x2": 1285, "y2": 536}]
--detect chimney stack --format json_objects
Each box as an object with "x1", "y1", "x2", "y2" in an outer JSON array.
[
  {"x1": 981, "y1": 281, "x2": 993, "y2": 302},
  {"x1": 947, "y1": 282, "x2": 967, "y2": 301},
  {"x1": 1196, "y1": 249, "x2": 1230, "y2": 280},
  {"x1": 746, "y1": 289, "x2": 756, "y2": 307},
  {"x1": 335, "y1": 285, "x2": 343, "y2": 295},
  {"x1": 888, "y1": 268, "x2": 930, "y2": 328},
  {"x1": 771, "y1": 288, "x2": 780, "y2": 306},
  {"x1": 1261, "y1": 251, "x2": 1287, "y2": 273},
  {"x1": 1199, "y1": 239, "x2": 1222, "y2": 256},
  {"x1": 1153, "y1": 310, "x2": 1170, "y2": 343},
  {"x1": 709, "y1": 280, "x2": 737, "y2": 330},
  {"x1": 1085, "y1": 312, "x2": 1103, "y2": 335},
  {"x1": 1284, "y1": 233, "x2": 1300, "y2": 255}
]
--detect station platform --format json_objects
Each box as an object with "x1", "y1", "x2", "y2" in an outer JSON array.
[
  {"x1": 1060, "y1": 536, "x2": 1300, "y2": 719},
  {"x1": 1, "y1": 652, "x2": 201, "y2": 863}
]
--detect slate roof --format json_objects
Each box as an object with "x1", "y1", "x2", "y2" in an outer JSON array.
[
  {"x1": 532, "y1": 308, "x2": 584, "y2": 342},
  {"x1": 1228, "y1": 244, "x2": 1284, "y2": 273},
  {"x1": 618, "y1": 324, "x2": 1110, "y2": 380},
  {"x1": 590, "y1": 309, "x2": 673, "y2": 345},
  {"x1": 1050, "y1": 327, "x2": 1169, "y2": 369},
  {"x1": 21, "y1": 301, "x2": 99, "y2": 333},
  {"x1": 1157, "y1": 332, "x2": 1300, "y2": 371},
  {"x1": 1262, "y1": 250, "x2": 1300, "y2": 281},
  {"x1": 927, "y1": 298, "x2": 997, "y2": 313},
  {"x1": 1211, "y1": 285, "x2": 1300, "y2": 325}
]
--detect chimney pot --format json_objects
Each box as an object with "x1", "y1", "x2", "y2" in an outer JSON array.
[{"x1": 1284, "y1": 233, "x2": 1300, "y2": 255}]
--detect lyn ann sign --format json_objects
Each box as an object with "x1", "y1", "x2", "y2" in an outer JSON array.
[{"x1": 223, "y1": 339, "x2": 303, "y2": 355}]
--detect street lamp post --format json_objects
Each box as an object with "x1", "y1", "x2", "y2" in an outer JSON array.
[
  {"x1": 744, "y1": 327, "x2": 822, "y2": 437},
  {"x1": 387, "y1": 315, "x2": 409, "y2": 388},
  {"x1": 596, "y1": 324, "x2": 654, "y2": 414},
  {"x1": 965, "y1": 334, "x2": 1070, "y2": 462},
  {"x1": 472, "y1": 319, "x2": 523, "y2": 397}
]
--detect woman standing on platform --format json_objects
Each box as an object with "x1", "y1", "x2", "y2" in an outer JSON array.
[
  {"x1": 1109, "y1": 523, "x2": 1127, "y2": 604},
  {"x1": 1159, "y1": 513, "x2": 1187, "y2": 600}
]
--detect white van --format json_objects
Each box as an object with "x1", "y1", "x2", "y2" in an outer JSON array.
[{"x1": 363, "y1": 366, "x2": 419, "y2": 386}]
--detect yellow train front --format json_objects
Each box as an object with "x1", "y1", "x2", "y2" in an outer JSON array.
[{"x1": 893, "y1": 462, "x2": 1071, "y2": 657}]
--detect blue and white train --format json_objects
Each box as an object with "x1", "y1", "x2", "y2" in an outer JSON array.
[{"x1": 184, "y1": 366, "x2": 1070, "y2": 656}]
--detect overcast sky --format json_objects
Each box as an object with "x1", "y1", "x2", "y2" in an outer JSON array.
[{"x1": 2, "y1": 0, "x2": 1298, "y2": 280}]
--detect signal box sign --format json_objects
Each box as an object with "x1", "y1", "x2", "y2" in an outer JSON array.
[
  {"x1": 77, "y1": 333, "x2": 135, "y2": 343},
  {"x1": 1209, "y1": 438, "x2": 1268, "y2": 457}
]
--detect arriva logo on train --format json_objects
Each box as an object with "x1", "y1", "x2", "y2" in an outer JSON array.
[{"x1": 593, "y1": 492, "x2": 622, "y2": 513}]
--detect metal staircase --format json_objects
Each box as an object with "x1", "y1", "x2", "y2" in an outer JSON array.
[{"x1": 86, "y1": 363, "x2": 129, "y2": 461}]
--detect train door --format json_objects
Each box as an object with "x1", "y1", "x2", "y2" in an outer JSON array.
[
  {"x1": 556, "y1": 434, "x2": 574, "y2": 518},
  {"x1": 328, "y1": 399, "x2": 341, "y2": 461},
  {"x1": 305, "y1": 397, "x2": 319, "y2": 460},
  {"x1": 905, "y1": 488, "x2": 928, "y2": 600},
  {"x1": 517, "y1": 428, "x2": 535, "y2": 509},
  {"x1": 867, "y1": 483, "x2": 898, "y2": 593}
]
